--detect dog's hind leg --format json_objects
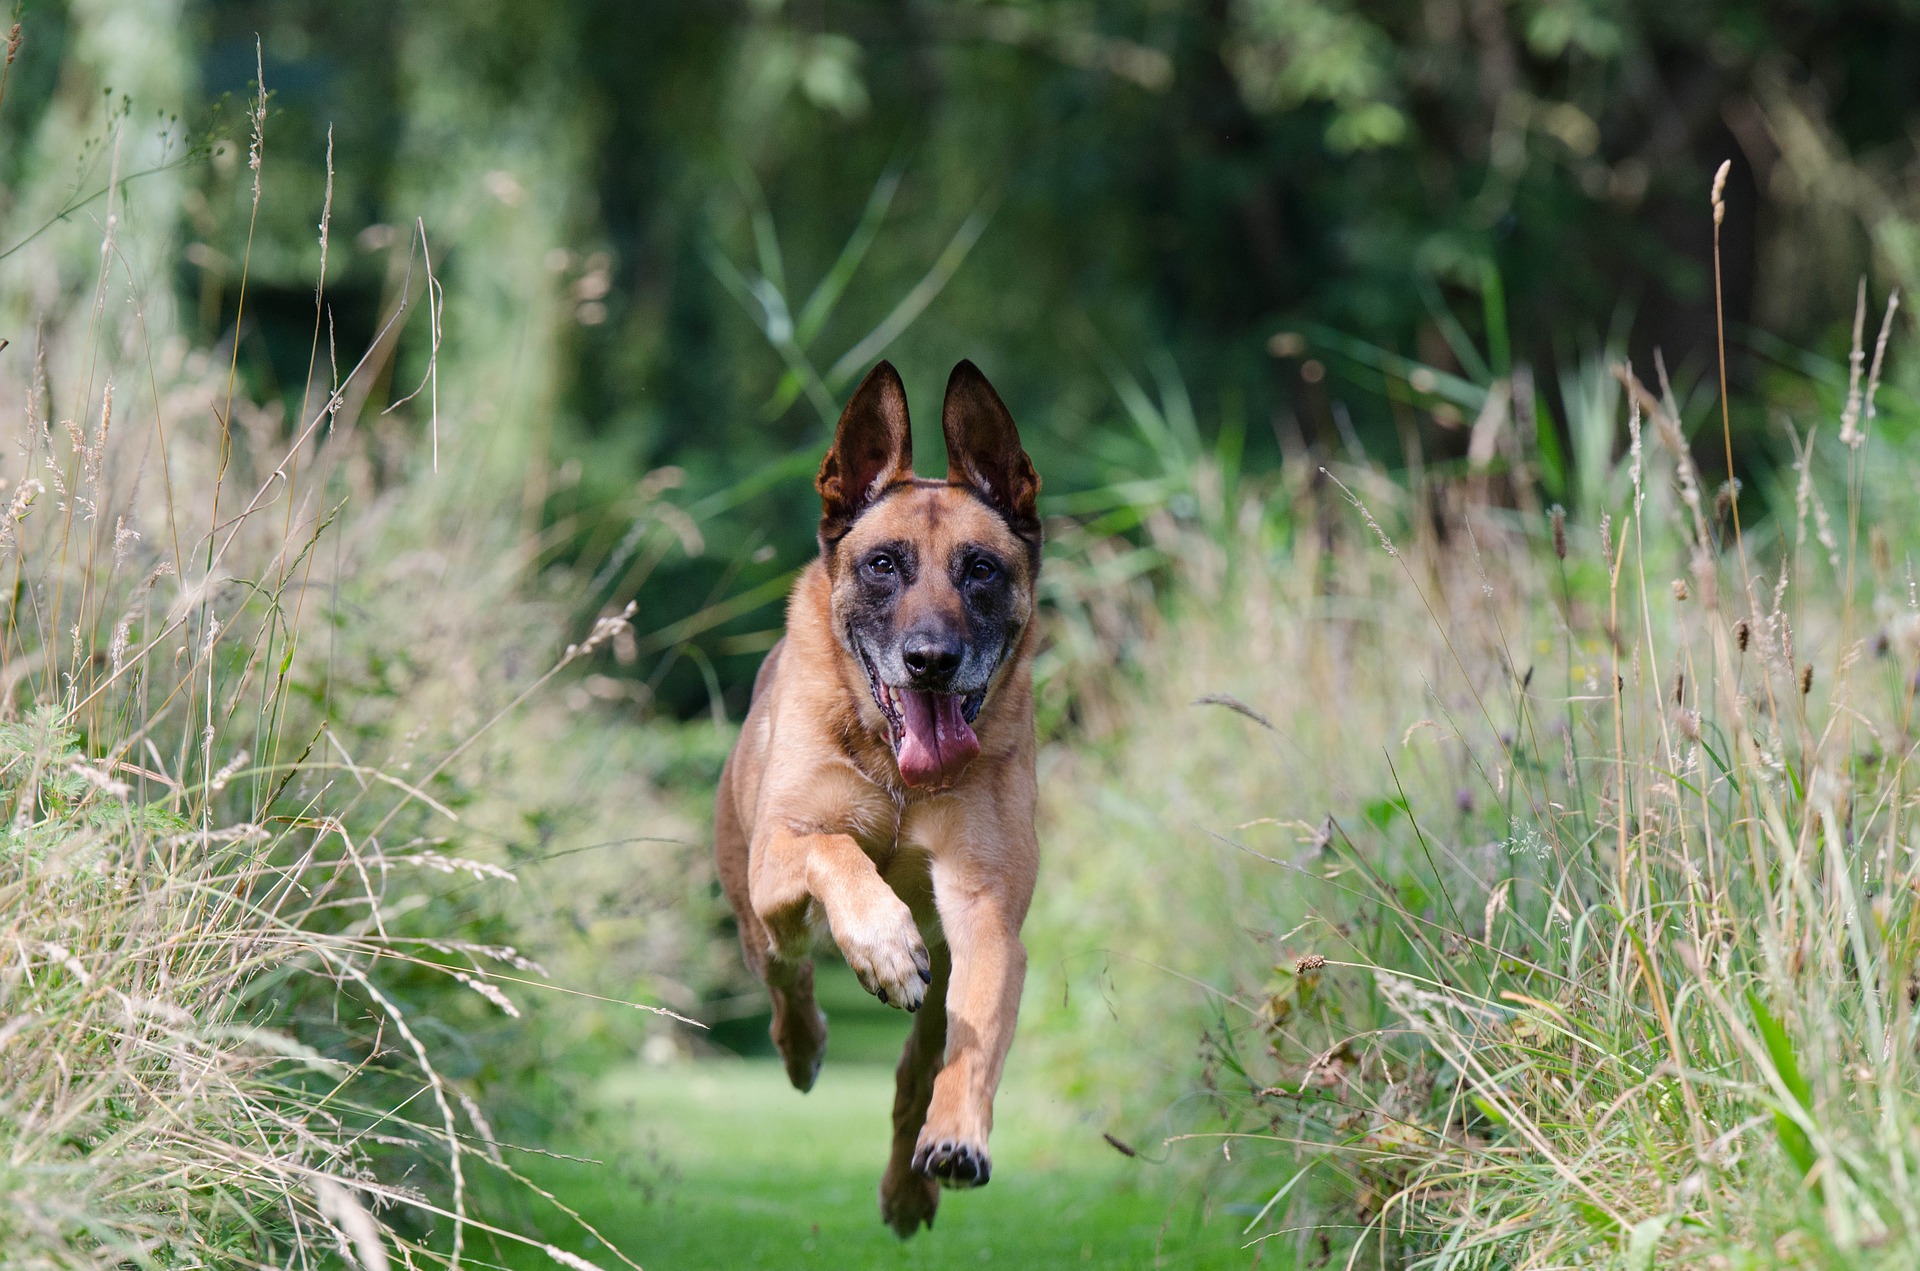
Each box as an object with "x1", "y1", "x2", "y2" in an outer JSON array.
[
  {"x1": 716, "y1": 759, "x2": 827, "y2": 1092},
  {"x1": 880, "y1": 941, "x2": 951, "y2": 1237},
  {"x1": 765, "y1": 954, "x2": 828, "y2": 1092}
]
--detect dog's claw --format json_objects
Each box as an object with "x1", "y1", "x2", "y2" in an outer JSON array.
[
  {"x1": 911, "y1": 1137, "x2": 992, "y2": 1189},
  {"x1": 837, "y1": 896, "x2": 930, "y2": 1011}
]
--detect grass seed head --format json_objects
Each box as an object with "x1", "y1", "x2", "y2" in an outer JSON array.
[
  {"x1": 1841, "y1": 278, "x2": 1869, "y2": 446},
  {"x1": 1866, "y1": 290, "x2": 1900, "y2": 425},
  {"x1": 1714, "y1": 479, "x2": 1739, "y2": 524},
  {"x1": 1675, "y1": 707, "x2": 1701, "y2": 742}
]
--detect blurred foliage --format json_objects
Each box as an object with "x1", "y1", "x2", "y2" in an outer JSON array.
[{"x1": 12, "y1": 0, "x2": 1920, "y2": 713}]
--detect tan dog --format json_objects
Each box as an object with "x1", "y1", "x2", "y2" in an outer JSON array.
[{"x1": 713, "y1": 359, "x2": 1041, "y2": 1237}]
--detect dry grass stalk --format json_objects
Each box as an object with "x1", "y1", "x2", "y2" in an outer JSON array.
[
  {"x1": 1129, "y1": 204, "x2": 1920, "y2": 1268},
  {"x1": 0, "y1": 87, "x2": 658, "y2": 1271}
]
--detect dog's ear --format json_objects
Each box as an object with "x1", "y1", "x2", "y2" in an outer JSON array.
[
  {"x1": 942, "y1": 360, "x2": 1040, "y2": 552},
  {"x1": 818, "y1": 361, "x2": 914, "y2": 547}
]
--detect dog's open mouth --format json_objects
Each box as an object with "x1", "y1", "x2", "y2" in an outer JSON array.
[{"x1": 858, "y1": 647, "x2": 985, "y2": 787}]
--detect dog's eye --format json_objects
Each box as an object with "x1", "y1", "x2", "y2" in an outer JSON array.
[
  {"x1": 868, "y1": 554, "x2": 895, "y2": 576},
  {"x1": 968, "y1": 558, "x2": 997, "y2": 582}
]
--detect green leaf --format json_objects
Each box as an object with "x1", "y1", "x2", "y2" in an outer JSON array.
[
  {"x1": 1481, "y1": 260, "x2": 1510, "y2": 379},
  {"x1": 1362, "y1": 796, "x2": 1408, "y2": 830},
  {"x1": 1468, "y1": 1095, "x2": 1507, "y2": 1126},
  {"x1": 1748, "y1": 992, "x2": 1812, "y2": 1110},
  {"x1": 1573, "y1": 1200, "x2": 1619, "y2": 1232},
  {"x1": 1748, "y1": 991, "x2": 1819, "y2": 1182},
  {"x1": 1533, "y1": 394, "x2": 1566, "y2": 499}
]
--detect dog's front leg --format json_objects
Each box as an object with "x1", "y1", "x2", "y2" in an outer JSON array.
[
  {"x1": 751, "y1": 825, "x2": 932, "y2": 1011},
  {"x1": 911, "y1": 848, "x2": 1036, "y2": 1188}
]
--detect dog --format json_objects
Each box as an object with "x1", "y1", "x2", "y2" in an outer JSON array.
[{"x1": 713, "y1": 359, "x2": 1041, "y2": 1237}]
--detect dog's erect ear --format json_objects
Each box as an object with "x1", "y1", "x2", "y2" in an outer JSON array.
[
  {"x1": 942, "y1": 360, "x2": 1040, "y2": 551},
  {"x1": 818, "y1": 361, "x2": 914, "y2": 546}
]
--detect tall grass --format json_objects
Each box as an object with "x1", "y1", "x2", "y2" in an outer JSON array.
[
  {"x1": 0, "y1": 66, "x2": 672, "y2": 1270},
  {"x1": 988, "y1": 185, "x2": 1920, "y2": 1268},
  {"x1": 1050, "y1": 260, "x2": 1920, "y2": 1264},
  {"x1": 1295, "y1": 342, "x2": 1920, "y2": 1267}
]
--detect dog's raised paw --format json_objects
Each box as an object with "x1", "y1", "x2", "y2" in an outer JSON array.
[
  {"x1": 837, "y1": 898, "x2": 931, "y2": 1012},
  {"x1": 880, "y1": 1163, "x2": 940, "y2": 1237},
  {"x1": 771, "y1": 1001, "x2": 827, "y2": 1092},
  {"x1": 911, "y1": 1136, "x2": 992, "y2": 1189}
]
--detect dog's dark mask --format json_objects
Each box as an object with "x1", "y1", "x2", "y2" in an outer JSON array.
[{"x1": 817, "y1": 361, "x2": 1041, "y2": 788}]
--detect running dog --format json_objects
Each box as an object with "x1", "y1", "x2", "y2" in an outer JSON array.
[{"x1": 713, "y1": 359, "x2": 1041, "y2": 1236}]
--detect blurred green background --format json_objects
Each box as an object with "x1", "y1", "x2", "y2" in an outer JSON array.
[{"x1": 13, "y1": 0, "x2": 1912, "y2": 717}]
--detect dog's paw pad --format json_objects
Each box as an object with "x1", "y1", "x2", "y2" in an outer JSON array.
[{"x1": 910, "y1": 1137, "x2": 992, "y2": 1189}]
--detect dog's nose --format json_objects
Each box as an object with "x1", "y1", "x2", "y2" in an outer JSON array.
[{"x1": 901, "y1": 632, "x2": 964, "y2": 683}]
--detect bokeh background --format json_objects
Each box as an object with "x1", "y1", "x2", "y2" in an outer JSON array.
[
  {"x1": 17, "y1": 0, "x2": 1905, "y2": 714},
  {"x1": 6, "y1": 2, "x2": 1920, "y2": 1268}
]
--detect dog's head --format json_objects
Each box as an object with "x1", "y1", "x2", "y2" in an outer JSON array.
[{"x1": 816, "y1": 360, "x2": 1041, "y2": 788}]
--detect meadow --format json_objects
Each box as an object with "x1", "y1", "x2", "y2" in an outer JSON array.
[{"x1": 7, "y1": 5, "x2": 1920, "y2": 1270}]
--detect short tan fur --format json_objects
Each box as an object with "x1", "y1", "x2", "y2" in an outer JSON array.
[{"x1": 713, "y1": 359, "x2": 1041, "y2": 1236}]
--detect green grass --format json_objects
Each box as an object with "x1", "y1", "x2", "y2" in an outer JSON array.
[{"x1": 496, "y1": 968, "x2": 1263, "y2": 1271}]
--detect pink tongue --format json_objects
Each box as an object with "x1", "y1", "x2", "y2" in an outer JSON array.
[{"x1": 895, "y1": 689, "x2": 980, "y2": 787}]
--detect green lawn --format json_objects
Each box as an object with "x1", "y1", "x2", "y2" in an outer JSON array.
[{"x1": 490, "y1": 970, "x2": 1268, "y2": 1270}]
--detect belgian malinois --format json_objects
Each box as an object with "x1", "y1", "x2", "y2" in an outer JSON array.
[{"x1": 713, "y1": 359, "x2": 1040, "y2": 1236}]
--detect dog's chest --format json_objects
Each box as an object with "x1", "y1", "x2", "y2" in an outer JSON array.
[{"x1": 839, "y1": 790, "x2": 969, "y2": 866}]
